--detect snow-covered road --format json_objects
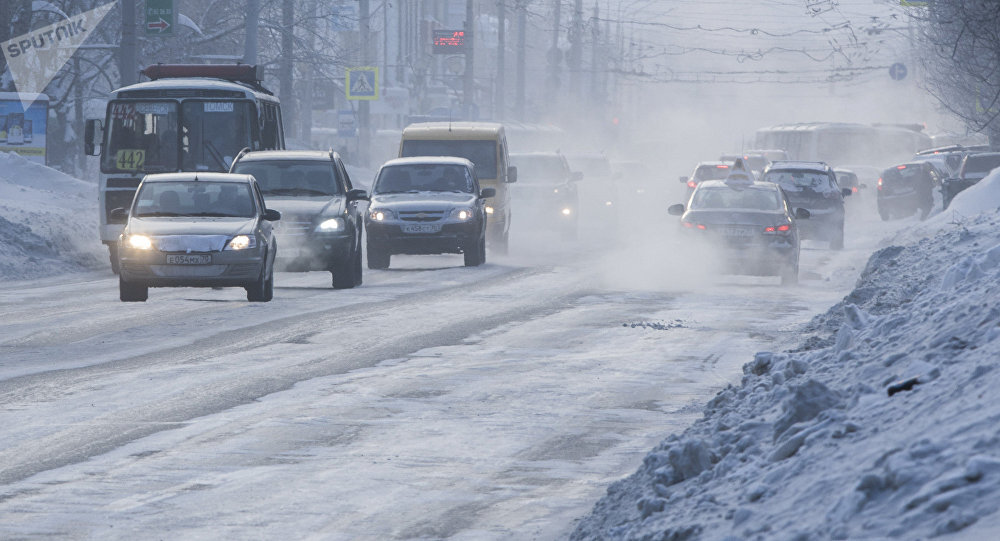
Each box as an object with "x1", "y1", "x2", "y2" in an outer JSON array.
[{"x1": 0, "y1": 206, "x2": 898, "y2": 539}]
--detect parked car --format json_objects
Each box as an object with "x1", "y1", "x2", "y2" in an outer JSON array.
[
  {"x1": 509, "y1": 151, "x2": 581, "y2": 239},
  {"x1": 667, "y1": 176, "x2": 809, "y2": 285},
  {"x1": 876, "y1": 162, "x2": 938, "y2": 220},
  {"x1": 112, "y1": 172, "x2": 280, "y2": 302},
  {"x1": 229, "y1": 150, "x2": 369, "y2": 289},
  {"x1": 365, "y1": 157, "x2": 495, "y2": 268},
  {"x1": 942, "y1": 152, "x2": 1000, "y2": 209},
  {"x1": 760, "y1": 161, "x2": 851, "y2": 249}
]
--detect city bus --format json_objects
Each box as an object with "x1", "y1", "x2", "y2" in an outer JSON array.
[
  {"x1": 84, "y1": 64, "x2": 284, "y2": 272},
  {"x1": 753, "y1": 122, "x2": 932, "y2": 168}
]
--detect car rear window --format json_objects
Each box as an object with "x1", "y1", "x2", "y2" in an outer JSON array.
[
  {"x1": 694, "y1": 165, "x2": 731, "y2": 181},
  {"x1": 690, "y1": 186, "x2": 782, "y2": 211},
  {"x1": 763, "y1": 170, "x2": 836, "y2": 192}
]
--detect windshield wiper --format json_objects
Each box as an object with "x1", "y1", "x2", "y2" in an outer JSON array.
[{"x1": 188, "y1": 212, "x2": 245, "y2": 217}]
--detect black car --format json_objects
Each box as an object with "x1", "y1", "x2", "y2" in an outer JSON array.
[
  {"x1": 667, "y1": 178, "x2": 808, "y2": 285},
  {"x1": 680, "y1": 161, "x2": 733, "y2": 198},
  {"x1": 230, "y1": 150, "x2": 369, "y2": 289},
  {"x1": 365, "y1": 157, "x2": 495, "y2": 268},
  {"x1": 942, "y1": 152, "x2": 1000, "y2": 209},
  {"x1": 876, "y1": 163, "x2": 937, "y2": 220},
  {"x1": 760, "y1": 161, "x2": 851, "y2": 250},
  {"x1": 113, "y1": 172, "x2": 280, "y2": 302},
  {"x1": 510, "y1": 152, "x2": 581, "y2": 239}
]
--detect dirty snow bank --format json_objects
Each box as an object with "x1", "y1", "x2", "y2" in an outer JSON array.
[
  {"x1": 0, "y1": 152, "x2": 105, "y2": 280},
  {"x1": 571, "y1": 171, "x2": 1000, "y2": 540}
]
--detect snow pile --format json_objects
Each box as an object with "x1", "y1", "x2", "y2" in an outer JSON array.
[
  {"x1": 0, "y1": 152, "x2": 105, "y2": 280},
  {"x1": 571, "y1": 173, "x2": 1000, "y2": 539}
]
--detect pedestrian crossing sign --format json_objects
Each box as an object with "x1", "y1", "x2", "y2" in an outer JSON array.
[{"x1": 346, "y1": 67, "x2": 379, "y2": 100}]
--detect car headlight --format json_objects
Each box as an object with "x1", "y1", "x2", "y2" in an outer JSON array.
[
  {"x1": 369, "y1": 208, "x2": 393, "y2": 221},
  {"x1": 316, "y1": 217, "x2": 344, "y2": 231},
  {"x1": 226, "y1": 234, "x2": 257, "y2": 250},
  {"x1": 485, "y1": 206, "x2": 494, "y2": 215},
  {"x1": 127, "y1": 234, "x2": 153, "y2": 250},
  {"x1": 451, "y1": 208, "x2": 475, "y2": 221},
  {"x1": 561, "y1": 207, "x2": 572, "y2": 216}
]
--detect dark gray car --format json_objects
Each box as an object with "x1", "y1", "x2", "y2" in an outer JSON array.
[
  {"x1": 230, "y1": 150, "x2": 369, "y2": 289},
  {"x1": 112, "y1": 172, "x2": 280, "y2": 302},
  {"x1": 365, "y1": 157, "x2": 495, "y2": 268}
]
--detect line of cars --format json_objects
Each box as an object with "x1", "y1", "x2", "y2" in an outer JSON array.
[
  {"x1": 668, "y1": 157, "x2": 852, "y2": 285},
  {"x1": 112, "y1": 122, "x2": 516, "y2": 302}
]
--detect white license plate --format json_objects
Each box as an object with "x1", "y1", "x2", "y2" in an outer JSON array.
[
  {"x1": 166, "y1": 254, "x2": 212, "y2": 265},
  {"x1": 724, "y1": 227, "x2": 754, "y2": 238},
  {"x1": 402, "y1": 224, "x2": 441, "y2": 234}
]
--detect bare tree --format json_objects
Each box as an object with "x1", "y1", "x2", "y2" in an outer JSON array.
[{"x1": 918, "y1": 0, "x2": 1000, "y2": 144}]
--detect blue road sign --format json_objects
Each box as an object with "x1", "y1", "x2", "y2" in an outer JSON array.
[
  {"x1": 889, "y1": 63, "x2": 908, "y2": 81},
  {"x1": 346, "y1": 67, "x2": 378, "y2": 100}
]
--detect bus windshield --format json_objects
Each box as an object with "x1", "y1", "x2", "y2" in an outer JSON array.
[
  {"x1": 102, "y1": 100, "x2": 253, "y2": 174},
  {"x1": 103, "y1": 101, "x2": 179, "y2": 173},
  {"x1": 401, "y1": 140, "x2": 497, "y2": 179}
]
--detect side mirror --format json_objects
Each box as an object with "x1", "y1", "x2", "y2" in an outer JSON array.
[
  {"x1": 667, "y1": 203, "x2": 685, "y2": 216},
  {"x1": 263, "y1": 209, "x2": 281, "y2": 221},
  {"x1": 480, "y1": 187, "x2": 496, "y2": 199},
  {"x1": 506, "y1": 166, "x2": 517, "y2": 183},
  {"x1": 842, "y1": 188, "x2": 853, "y2": 197},
  {"x1": 347, "y1": 188, "x2": 370, "y2": 202},
  {"x1": 109, "y1": 207, "x2": 128, "y2": 223},
  {"x1": 795, "y1": 208, "x2": 810, "y2": 220},
  {"x1": 570, "y1": 171, "x2": 583, "y2": 182},
  {"x1": 84, "y1": 119, "x2": 103, "y2": 156},
  {"x1": 679, "y1": 176, "x2": 689, "y2": 184}
]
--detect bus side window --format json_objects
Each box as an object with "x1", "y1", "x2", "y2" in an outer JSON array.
[{"x1": 259, "y1": 103, "x2": 280, "y2": 150}]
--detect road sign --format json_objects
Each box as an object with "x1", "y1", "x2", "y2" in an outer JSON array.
[
  {"x1": 889, "y1": 63, "x2": 908, "y2": 81},
  {"x1": 346, "y1": 67, "x2": 379, "y2": 101},
  {"x1": 145, "y1": 0, "x2": 175, "y2": 35}
]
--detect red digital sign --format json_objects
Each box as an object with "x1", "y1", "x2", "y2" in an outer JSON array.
[{"x1": 433, "y1": 30, "x2": 466, "y2": 54}]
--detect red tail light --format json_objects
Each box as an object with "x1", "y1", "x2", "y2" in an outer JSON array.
[
  {"x1": 896, "y1": 165, "x2": 907, "y2": 170},
  {"x1": 687, "y1": 180, "x2": 697, "y2": 189},
  {"x1": 715, "y1": 165, "x2": 730, "y2": 169},
  {"x1": 877, "y1": 177, "x2": 883, "y2": 191},
  {"x1": 852, "y1": 186, "x2": 859, "y2": 193},
  {"x1": 764, "y1": 224, "x2": 792, "y2": 234},
  {"x1": 683, "y1": 221, "x2": 707, "y2": 230}
]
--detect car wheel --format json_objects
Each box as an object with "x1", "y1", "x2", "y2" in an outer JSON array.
[
  {"x1": 119, "y1": 275, "x2": 148, "y2": 302},
  {"x1": 464, "y1": 236, "x2": 485, "y2": 267},
  {"x1": 246, "y1": 264, "x2": 273, "y2": 302},
  {"x1": 353, "y1": 237, "x2": 364, "y2": 286},
  {"x1": 332, "y1": 246, "x2": 360, "y2": 289},
  {"x1": 109, "y1": 244, "x2": 120, "y2": 275},
  {"x1": 367, "y1": 242, "x2": 390, "y2": 269},
  {"x1": 830, "y1": 227, "x2": 844, "y2": 250}
]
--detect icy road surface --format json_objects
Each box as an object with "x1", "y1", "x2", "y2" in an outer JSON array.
[{"x1": 0, "y1": 210, "x2": 903, "y2": 539}]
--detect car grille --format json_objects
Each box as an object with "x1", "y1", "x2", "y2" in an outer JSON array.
[
  {"x1": 277, "y1": 219, "x2": 312, "y2": 237},
  {"x1": 399, "y1": 210, "x2": 446, "y2": 222}
]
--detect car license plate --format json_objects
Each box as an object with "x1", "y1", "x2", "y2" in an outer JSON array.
[
  {"x1": 402, "y1": 224, "x2": 441, "y2": 234},
  {"x1": 166, "y1": 254, "x2": 212, "y2": 265},
  {"x1": 724, "y1": 226, "x2": 753, "y2": 238}
]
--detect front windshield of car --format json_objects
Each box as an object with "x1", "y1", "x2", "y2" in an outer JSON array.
[
  {"x1": 132, "y1": 181, "x2": 256, "y2": 218},
  {"x1": 964, "y1": 155, "x2": 1000, "y2": 176},
  {"x1": 694, "y1": 164, "x2": 731, "y2": 181},
  {"x1": 690, "y1": 186, "x2": 782, "y2": 211},
  {"x1": 510, "y1": 155, "x2": 568, "y2": 183},
  {"x1": 180, "y1": 101, "x2": 253, "y2": 172},
  {"x1": 763, "y1": 170, "x2": 836, "y2": 192},
  {"x1": 401, "y1": 140, "x2": 497, "y2": 179},
  {"x1": 373, "y1": 164, "x2": 474, "y2": 194},
  {"x1": 232, "y1": 160, "x2": 342, "y2": 197},
  {"x1": 103, "y1": 101, "x2": 179, "y2": 173}
]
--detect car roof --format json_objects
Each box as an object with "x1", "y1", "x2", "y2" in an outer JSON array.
[
  {"x1": 141, "y1": 172, "x2": 253, "y2": 183},
  {"x1": 510, "y1": 151, "x2": 563, "y2": 158},
  {"x1": 401, "y1": 122, "x2": 503, "y2": 138},
  {"x1": 695, "y1": 161, "x2": 732, "y2": 167},
  {"x1": 765, "y1": 161, "x2": 831, "y2": 172},
  {"x1": 380, "y1": 156, "x2": 475, "y2": 168},
  {"x1": 697, "y1": 179, "x2": 778, "y2": 190},
  {"x1": 235, "y1": 150, "x2": 340, "y2": 162}
]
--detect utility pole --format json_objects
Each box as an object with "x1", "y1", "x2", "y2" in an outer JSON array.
[
  {"x1": 569, "y1": 0, "x2": 583, "y2": 98},
  {"x1": 244, "y1": 0, "x2": 259, "y2": 64},
  {"x1": 360, "y1": 0, "x2": 371, "y2": 165},
  {"x1": 464, "y1": 0, "x2": 475, "y2": 120},
  {"x1": 515, "y1": 0, "x2": 526, "y2": 119},
  {"x1": 590, "y1": 2, "x2": 599, "y2": 105},
  {"x1": 545, "y1": 0, "x2": 561, "y2": 106},
  {"x1": 120, "y1": 0, "x2": 136, "y2": 86},
  {"x1": 496, "y1": 0, "x2": 506, "y2": 119},
  {"x1": 279, "y1": 0, "x2": 295, "y2": 140},
  {"x1": 300, "y1": 0, "x2": 317, "y2": 143}
]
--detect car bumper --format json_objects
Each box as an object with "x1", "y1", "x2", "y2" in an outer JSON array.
[
  {"x1": 274, "y1": 233, "x2": 354, "y2": 271},
  {"x1": 119, "y1": 249, "x2": 265, "y2": 287},
  {"x1": 366, "y1": 220, "x2": 482, "y2": 254}
]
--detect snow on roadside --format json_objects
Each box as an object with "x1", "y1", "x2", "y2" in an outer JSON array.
[
  {"x1": 571, "y1": 169, "x2": 1000, "y2": 540},
  {"x1": 0, "y1": 152, "x2": 105, "y2": 280}
]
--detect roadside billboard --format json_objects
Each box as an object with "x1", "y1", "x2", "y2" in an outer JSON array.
[{"x1": 0, "y1": 93, "x2": 47, "y2": 164}]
